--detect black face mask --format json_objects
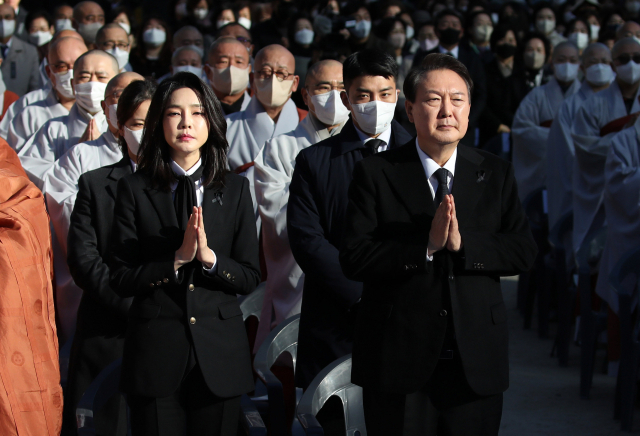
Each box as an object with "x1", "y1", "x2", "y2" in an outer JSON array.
[
  {"x1": 495, "y1": 43, "x2": 517, "y2": 59},
  {"x1": 438, "y1": 27, "x2": 461, "y2": 46}
]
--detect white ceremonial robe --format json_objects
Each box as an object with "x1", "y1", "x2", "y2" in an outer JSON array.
[
  {"x1": 512, "y1": 76, "x2": 581, "y2": 202},
  {"x1": 0, "y1": 87, "x2": 48, "y2": 138},
  {"x1": 6, "y1": 89, "x2": 69, "y2": 152},
  {"x1": 571, "y1": 81, "x2": 640, "y2": 253},
  {"x1": 225, "y1": 96, "x2": 302, "y2": 226},
  {"x1": 18, "y1": 104, "x2": 107, "y2": 190},
  {"x1": 253, "y1": 114, "x2": 347, "y2": 351},
  {"x1": 546, "y1": 82, "x2": 595, "y2": 231},
  {"x1": 594, "y1": 121, "x2": 640, "y2": 314},
  {"x1": 42, "y1": 129, "x2": 123, "y2": 345}
]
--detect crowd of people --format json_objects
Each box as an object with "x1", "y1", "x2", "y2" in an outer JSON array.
[{"x1": 0, "y1": 0, "x2": 637, "y2": 435}]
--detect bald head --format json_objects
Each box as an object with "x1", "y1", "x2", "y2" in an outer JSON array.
[
  {"x1": 73, "y1": 1, "x2": 104, "y2": 23},
  {"x1": 73, "y1": 49, "x2": 119, "y2": 80},
  {"x1": 0, "y1": 4, "x2": 15, "y2": 20},
  {"x1": 49, "y1": 36, "x2": 88, "y2": 66},
  {"x1": 616, "y1": 21, "x2": 640, "y2": 42},
  {"x1": 612, "y1": 37, "x2": 640, "y2": 59},
  {"x1": 53, "y1": 29, "x2": 83, "y2": 42},
  {"x1": 305, "y1": 59, "x2": 343, "y2": 86},
  {"x1": 552, "y1": 41, "x2": 579, "y2": 63},
  {"x1": 96, "y1": 23, "x2": 127, "y2": 44},
  {"x1": 582, "y1": 43, "x2": 611, "y2": 65},
  {"x1": 105, "y1": 71, "x2": 143, "y2": 97},
  {"x1": 173, "y1": 25, "x2": 203, "y2": 48},
  {"x1": 254, "y1": 44, "x2": 295, "y2": 75}
]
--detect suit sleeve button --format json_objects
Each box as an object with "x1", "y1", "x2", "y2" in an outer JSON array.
[
  {"x1": 156, "y1": 281, "x2": 162, "y2": 286},
  {"x1": 163, "y1": 278, "x2": 169, "y2": 284},
  {"x1": 189, "y1": 317, "x2": 196, "y2": 325},
  {"x1": 449, "y1": 275, "x2": 454, "y2": 280},
  {"x1": 149, "y1": 283, "x2": 155, "y2": 288},
  {"x1": 188, "y1": 284, "x2": 194, "y2": 291},
  {"x1": 439, "y1": 309, "x2": 448, "y2": 317}
]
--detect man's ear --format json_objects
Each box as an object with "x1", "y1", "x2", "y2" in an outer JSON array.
[
  {"x1": 291, "y1": 75, "x2": 300, "y2": 93},
  {"x1": 340, "y1": 90, "x2": 351, "y2": 111},
  {"x1": 101, "y1": 100, "x2": 106, "y2": 112},
  {"x1": 405, "y1": 99, "x2": 414, "y2": 123},
  {"x1": 301, "y1": 86, "x2": 309, "y2": 107}
]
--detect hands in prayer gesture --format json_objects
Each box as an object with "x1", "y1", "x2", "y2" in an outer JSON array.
[
  {"x1": 174, "y1": 206, "x2": 216, "y2": 271},
  {"x1": 427, "y1": 194, "x2": 463, "y2": 257}
]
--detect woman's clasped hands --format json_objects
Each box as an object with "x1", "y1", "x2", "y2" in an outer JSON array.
[{"x1": 174, "y1": 206, "x2": 216, "y2": 271}]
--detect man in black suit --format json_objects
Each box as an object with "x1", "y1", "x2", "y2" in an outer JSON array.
[
  {"x1": 340, "y1": 54, "x2": 537, "y2": 435},
  {"x1": 412, "y1": 9, "x2": 486, "y2": 148},
  {"x1": 288, "y1": 49, "x2": 412, "y2": 393}
]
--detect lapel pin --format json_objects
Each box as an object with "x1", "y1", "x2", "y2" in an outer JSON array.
[
  {"x1": 212, "y1": 192, "x2": 223, "y2": 206},
  {"x1": 476, "y1": 170, "x2": 485, "y2": 183}
]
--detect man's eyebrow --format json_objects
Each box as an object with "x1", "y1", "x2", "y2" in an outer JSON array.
[{"x1": 315, "y1": 80, "x2": 344, "y2": 86}]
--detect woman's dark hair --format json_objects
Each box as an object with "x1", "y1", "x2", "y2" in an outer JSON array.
[
  {"x1": 116, "y1": 79, "x2": 157, "y2": 156},
  {"x1": 108, "y1": 6, "x2": 134, "y2": 31},
  {"x1": 215, "y1": 2, "x2": 235, "y2": 20},
  {"x1": 404, "y1": 53, "x2": 473, "y2": 104},
  {"x1": 564, "y1": 17, "x2": 590, "y2": 37},
  {"x1": 187, "y1": 0, "x2": 211, "y2": 13},
  {"x1": 490, "y1": 24, "x2": 518, "y2": 51},
  {"x1": 375, "y1": 16, "x2": 406, "y2": 40},
  {"x1": 522, "y1": 31, "x2": 551, "y2": 63},
  {"x1": 532, "y1": 2, "x2": 557, "y2": 21},
  {"x1": 26, "y1": 9, "x2": 52, "y2": 31},
  {"x1": 138, "y1": 72, "x2": 229, "y2": 191},
  {"x1": 343, "y1": 49, "x2": 399, "y2": 91}
]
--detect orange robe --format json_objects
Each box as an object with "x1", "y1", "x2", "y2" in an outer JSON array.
[{"x1": 0, "y1": 138, "x2": 62, "y2": 436}]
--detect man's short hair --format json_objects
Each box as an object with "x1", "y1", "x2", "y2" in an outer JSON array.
[
  {"x1": 404, "y1": 53, "x2": 473, "y2": 103},
  {"x1": 433, "y1": 8, "x2": 463, "y2": 28},
  {"x1": 342, "y1": 49, "x2": 398, "y2": 92}
]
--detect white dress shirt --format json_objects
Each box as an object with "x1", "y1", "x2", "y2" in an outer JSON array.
[
  {"x1": 416, "y1": 139, "x2": 458, "y2": 261},
  {"x1": 438, "y1": 45, "x2": 459, "y2": 59},
  {"x1": 170, "y1": 159, "x2": 217, "y2": 273},
  {"x1": 354, "y1": 125, "x2": 393, "y2": 152}
]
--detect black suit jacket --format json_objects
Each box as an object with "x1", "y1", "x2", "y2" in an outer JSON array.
[
  {"x1": 65, "y1": 156, "x2": 133, "y2": 432},
  {"x1": 288, "y1": 118, "x2": 412, "y2": 389},
  {"x1": 412, "y1": 44, "x2": 487, "y2": 148},
  {"x1": 340, "y1": 141, "x2": 537, "y2": 396},
  {"x1": 108, "y1": 170, "x2": 260, "y2": 398}
]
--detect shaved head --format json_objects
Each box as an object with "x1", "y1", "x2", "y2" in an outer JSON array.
[
  {"x1": 254, "y1": 44, "x2": 295, "y2": 74},
  {"x1": 582, "y1": 43, "x2": 611, "y2": 63},
  {"x1": 209, "y1": 37, "x2": 246, "y2": 57},
  {"x1": 616, "y1": 21, "x2": 640, "y2": 42},
  {"x1": 612, "y1": 37, "x2": 640, "y2": 59},
  {"x1": 105, "y1": 71, "x2": 144, "y2": 97},
  {"x1": 96, "y1": 23, "x2": 128, "y2": 43},
  {"x1": 53, "y1": 29, "x2": 83, "y2": 42},
  {"x1": 305, "y1": 59, "x2": 343, "y2": 86},
  {"x1": 73, "y1": 49, "x2": 119, "y2": 76},
  {"x1": 173, "y1": 25, "x2": 203, "y2": 47},
  {"x1": 552, "y1": 41, "x2": 579, "y2": 62},
  {"x1": 49, "y1": 36, "x2": 88, "y2": 65},
  {"x1": 73, "y1": 1, "x2": 104, "y2": 22}
]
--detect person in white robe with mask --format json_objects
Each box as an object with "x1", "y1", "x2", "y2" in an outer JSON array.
[
  {"x1": 0, "y1": 29, "x2": 83, "y2": 139},
  {"x1": 168, "y1": 46, "x2": 204, "y2": 79},
  {"x1": 95, "y1": 23, "x2": 132, "y2": 72},
  {"x1": 72, "y1": 1, "x2": 105, "y2": 49},
  {"x1": 226, "y1": 43, "x2": 306, "y2": 224},
  {"x1": 546, "y1": 43, "x2": 613, "y2": 233},
  {"x1": 571, "y1": 37, "x2": 640, "y2": 254},
  {"x1": 6, "y1": 36, "x2": 87, "y2": 152},
  {"x1": 206, "y1": 37, "x2": 251, "y2": 115},
  {"x1": 40, "y1": 71, "x2": 142, "y2": 347},
  {"x1": 18, "y1": 49, "x2": 118, "y2": 190},
  {"x1": 253, "y1": 60, "x2": 349, "y2": 351},
  {"x1": 512, "y1": 41, "x2": 582, "y2": 202}
]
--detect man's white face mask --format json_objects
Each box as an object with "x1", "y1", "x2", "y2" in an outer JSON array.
[
  {"x1": 173, "y1": 65, "x2": 203, "y2": 77},
  {"x1": 310, "y1": 90, "x2": 350, "y2": 126},
  {"x1": 616, "y1": 60, "x2": 640, "y2": 84},
  {"x1": 254, "y1": 75, "x2": 294, "y2": 108},
  {"x1": 77, "y1": 21, "x2": 102, "y2": 44},
  {"x1": 74, "y1": 81, "x2": 108, "y2": 114},
  {"x1": 54, "y1": 69, "x2": 74, "y2": 99},
  {"x1": 209, "y1": 65, "x2": 250, "y2": 95},
  {"x1": 348, "y1": 93, "x2": 398, "y2": 135},
  {"x1": 107, "y1": 47, "x2": 130, "y2": 70}
]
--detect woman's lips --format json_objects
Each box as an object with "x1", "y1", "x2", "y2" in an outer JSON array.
[{"x1": 177, "y1": 134, "x2": 195, "y2": 140}]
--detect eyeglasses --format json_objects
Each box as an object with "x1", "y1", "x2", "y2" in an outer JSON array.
[
  {"x1": 101, "y1": 41, "x2": 130, "y2": 50},
  {"x1": 256, "y1": 68, "x2": 291, "y2": 82},
  {"x1": 615, "y1": 53, "x2": 640, "y2": 64}
]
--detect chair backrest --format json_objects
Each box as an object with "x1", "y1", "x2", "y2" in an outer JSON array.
[
  {"x1": 76, "y1": 358, "x2": 123, "y2": 435},
  {"x1": 297, "y1": 354, "x2": 366, "y2": 436},
  {"x1": 240, "y1": 282, "x2": 266, "y2": 322},
  {"x1": 253, "y1": 314, "x2": 300, "y2": 376}
]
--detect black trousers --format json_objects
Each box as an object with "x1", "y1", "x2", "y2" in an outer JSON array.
[
  {"x1": 126, "y1": 364, "x2": 241, "y2": 436},
  {"x1": 363, "y1": 353, "x2": 503, "y2": 436}
]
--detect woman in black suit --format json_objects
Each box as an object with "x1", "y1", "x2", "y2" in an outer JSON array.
[{"x1": 109, "y1": 72, "x2": 260, "y2": 435}]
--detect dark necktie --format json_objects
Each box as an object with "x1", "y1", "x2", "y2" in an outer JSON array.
[
  {"x1": 433, "y1": 168, "x2": 451, "y2": 208},
  {"x1": 0, "y1": 45, "x2": 7, "y2": 59},
  {"x1": 173, "y1": 165, "x2": 205, "y2": 231},
  {"x1": 365, "y1": 138, "x2": 386, "y2": 155}
]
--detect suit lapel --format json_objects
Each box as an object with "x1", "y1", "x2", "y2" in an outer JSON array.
[
  {"x1": 452, "y1": 146, "x2": 490, "y2": 228},
  {"x1": 383, "y1": 141, "x2": 435, "y2": 219},
  {"x1": 202, "y1": 181, "x2": 226, "y2": 238},
  {"x1": 105, "y1": 157, "x2": 132, "y2": 200},
  {"x1": 144, "y1": 185, "x2": 179, "y2": 230}
]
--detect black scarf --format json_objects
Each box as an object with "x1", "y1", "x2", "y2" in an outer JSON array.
[{"x1": 173, "y1": 164, "x2": 205, "y2": 231}]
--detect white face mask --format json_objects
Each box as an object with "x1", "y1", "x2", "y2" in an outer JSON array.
[
  {"x1": 351, "y1": 19, "x2": 372, "y2": 39},
  {"x1": 143, "y1": 28, "x2": 166, "y2": 46},
  {"x1": 349, "y1": 94, "x2": 398, "y2": 135},
  {"x1": 108, "y1": 47, "x2": 130, "y2": 70},
  {"x1": 118, "y1": 22, "x2": 131, "y2": 34},
  {"x1": 74, "y1": 81, "x2": 107, "y2": 114},
  {"x1": 295, "y1": 28, "x2": 315, "y2": 45},
  {"x1": 420, "y1": 38, "x2": 439, "y2": 51},
  {"x1": 238, "y1": 17, "x2": 252, "y2": 29},
  {"x1": 124, "y1": 126, "x2": 144, "y2": 156},
  {"x1": 0, "y1": 19, "x2": 15, "y2": 39},
  {"x1": 472, "y1": 25, "x2": 493, "y2": 43},
  {"x1": 554, "y1": 62, "x2": 579, "y2": 82},
  {"x1": 209, "y1": 64, "x2": 249, "y2": 95},
  {"x1": 173, "y1": 65, "x2": 203, "y2": 77},
  {"x1": 536, "y1": 18, "x2": 555, "y2": 35},
  {"x1": 194, "y1": 8, "x2": 208, "y2": 20},
  {"x1": 585, "y1": 63, "x2": 614, "y2": 86},
  {"x1": 216, "y1": 19, "x2": 231, "y2": 29},
  {"x1": 255, "y1": 75, "x2": 294, "y2": 108},
  {"x1": 77, "y1": 21, "x2": 102, "y2": 44},
  {"x1": 54, "y1": 69, "x2": 74, "y2": 99},
  {"x1": 568, "y1": 32, "x2": 589, "y2": 50},
  {"x1": 406, "y1": 26, "x2": 415, "y2": 40},
  {"x1": 107, "y1": 103, "x2": 118, "y2": 129},
  {"x1": 310, "y1": 90, "x2": 350, "y2": 126},
  {"x1": 616, "y1": 60, "x2": 640, "y2": 84},
  {"x1": 28, "y1": 30, "x2": 52, "y2": 47},
  {"x1": 184, "y1": 44, "x2": 204, "y2": 58},
  {"x1": 55, "y1": 18, "x2": 73, "y2": 32},
  {"x1": 388, "y1": 33, "x2": 406, "y2": 49},
  {"x1": 589, "y1": 24, "x2": 600, "y2": 41}
]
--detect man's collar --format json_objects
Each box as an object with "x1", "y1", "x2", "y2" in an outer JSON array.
[
  {"x1": 353, "y1": 124, "x2": 392, "y2": 145},
  {"x1": 415, "y1": 138, "x2": 457, "y2": 179},
  {"x1": 438, "y1": 44, "x2": 459, "y2": 59}
]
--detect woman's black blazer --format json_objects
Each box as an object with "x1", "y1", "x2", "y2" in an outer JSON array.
[{"x1": 108, "y1": 170, "x2": 261, "y2": 398}]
